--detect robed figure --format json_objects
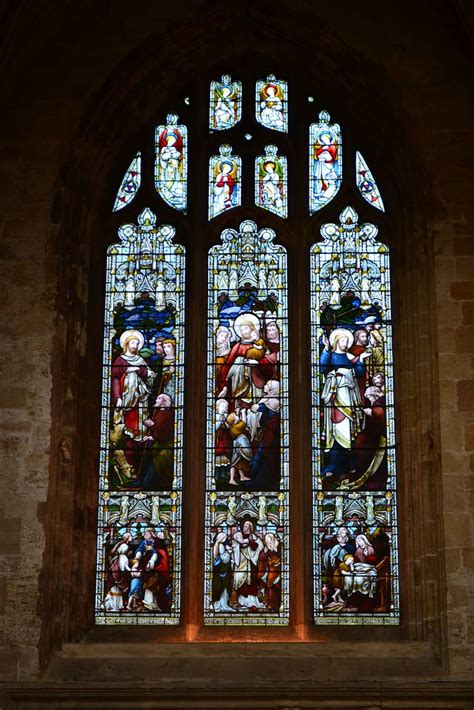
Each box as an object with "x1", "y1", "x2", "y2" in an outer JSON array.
[
  {"x1": 320, "y1": 328, "x2": 370, "y2": 478},
  {"x1": 112, "y1": 329, "x2": 154, "y2": 442}
]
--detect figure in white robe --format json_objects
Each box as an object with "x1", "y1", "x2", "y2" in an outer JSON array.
[
  {"x1": 260, "y1": 86, "x2": 285, "y2": 130},
  {"x1": 261, "y1": 164, "x2": 283, "y2": 211},
  {"x1": 232, "y1": 521, "x2": 265, "y2": 609},
  {"x1": 158, "y1": 134, "x2": 184, "y2": 209},
  {"x1": 320, "y1": 328, "x2": 370, "y2": 477},
  {"x1": 214, "y1": 87, "x2": 235, "y2": 128}
]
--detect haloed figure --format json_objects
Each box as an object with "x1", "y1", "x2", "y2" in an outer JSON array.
[
  {"x1": 260, "y1": 84, "x2": 284, "y2": 130},
  {"x1": 215, "y1": 85, "x2": 235, "y2": 128},
  {"x1": 320, "y1": 329, "x2": 371, "y2": 479},
  {"x1": 213, "y1": 160, "x2": 235, "y2": 214},
  {"x1": 262, "y1": 161, "x2": 283, "y2": 210},
  {"x1": 112, "y1": 329, "x2": 154, "y2": 443}
]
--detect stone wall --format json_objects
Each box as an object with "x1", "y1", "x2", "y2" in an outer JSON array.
[{"x1": 0, "y1": 0, "x2": 472, "y2": 703}]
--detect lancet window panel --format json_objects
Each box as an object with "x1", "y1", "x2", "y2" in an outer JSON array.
[
  {"x1": 310, "y1": 206, "x2": 399, "y2": 625},
  {"x1": 95, "y1": 208, "x2": 185, "y2": 624},
  {"x1": 204, "y1": 220, "x2": 290, "y2": 625}
]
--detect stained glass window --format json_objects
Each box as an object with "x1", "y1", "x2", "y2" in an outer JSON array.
[
  {"x1": 310, "y1": 206, "x2": 399, "y2": 625},
  {"x1": 98, "y1": 73, "x2": 402, "y2": 632},
  {"x1": 208, "y1": 145, "x2": 242, "y2": 220},
  {"x1": 309, "y1": 110, "x2": 342, "y2": 213},
  {"x1": 155, "y1": 114, "x2": 187, "y2": 211},
  {"x1": 255, "y1": 145, "x2": 288, "y2": 218},
  {"x1": 95, "y1": 207, "x2": 185, "y2": 624},
  {"x1": 256, "y1": 74, "x2": 288, "y2": 132},
  {"x1": 209, "y1": 74, "x2": 242, "y2": 131},
  {"x1": 204, "y1": 220, "x2": 289, "y2": 625},
  {"x1": 113, "y1": 152, "x2": 141, "y2": 212},
  {"x1": 356, "y1": 151, "x2": 385, "y2": 212}
]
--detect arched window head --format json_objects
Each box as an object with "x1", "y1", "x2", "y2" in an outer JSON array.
[{"x1": 97, "y1": 70, "x2": 398, "y2": 630}]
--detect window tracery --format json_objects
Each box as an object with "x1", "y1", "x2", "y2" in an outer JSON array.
[{"x1": 98, "y1": 72, "x2": 399, "y2": 628}]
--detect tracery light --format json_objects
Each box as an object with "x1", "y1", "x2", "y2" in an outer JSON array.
[
  {"x1": 356, "y1": 151, "x2": 385, "y2": 212},
  {"x1": 113, "y1": 152, "x2": 141, "y2": 212}
]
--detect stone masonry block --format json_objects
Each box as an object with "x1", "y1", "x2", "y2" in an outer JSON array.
[
  {"x1": 454, "y1": 235, "x2": 474, "y2": 255},
  {"x1": 0, "y1": 518, "x2": 22, "y2": 555},
  {"x1": 450, "y1": 281, "x2": 474, "y2": 300},
  {"x1": 455, "y1": 255, "x2": 474, "y2": 280},
  {"x1": 462, "y1": 302, "x2": 474, "y2": 325},
  {"x1": 438, "y1": 353, "x2": 473, "y2": 379},
  {"x1": 457, "y1": 379, "x2": 474, "y2": 410},
  {"x1": 455, "y1": 326, "x2": 474, "y2": 353},
  {"x1": 465, "y1": 424, "x2": 474, "y2": 450},
  {"x1": 436, "y1": 300, "x2": 461, "y2": 326},
  {"x1": 0, "y1": 576, "x2": 6, "y2": 612},
  {"x1": 0, "y1": 387, "x2": 27, "y2": 409},
  {"x1": 0, "y1": 646, "x2": 18, "y2": 680}
]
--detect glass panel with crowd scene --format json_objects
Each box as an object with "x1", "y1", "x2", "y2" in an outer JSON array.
[
  {"x1": 204, "y1": 220, "x2": 289, "y2": 625},
  {"x1": 310, "y1": 206, "x2": 399, "y2": 625},
  {"x1": 95, "y1": 208, "x2": 185, "y2": 624}
]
